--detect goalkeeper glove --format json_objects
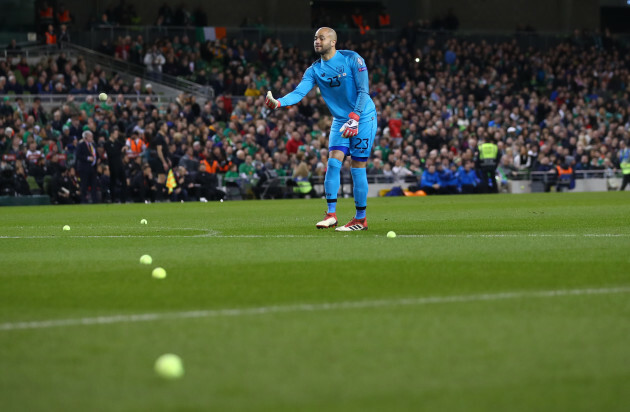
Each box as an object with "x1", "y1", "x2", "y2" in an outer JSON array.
[
  {"x1": 265, "y1": 91, "x2": 281, "y2": 109},
  {"x1": 339, "y1": 112, "x2": 360, "y2": 138}
]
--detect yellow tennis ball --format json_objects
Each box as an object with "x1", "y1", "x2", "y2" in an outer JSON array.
[
  {"x1": 99, "y1": 93, "x2": 107, "y2": 102},
  {"x1": 140, "y1": 219, "x2": 148, "y2": 225},
  {"x1": 154, "y1": 354, "x2": 184, "y2": 380},
  {"x1": 152, "y1": 267, "x2": 166, "y2": 279},
  {"x1": 63, "y1": 225, "x2": 70, "y2": 231},
  {"x1": 140, "y1": 255, "x2": 152, "y2": 265},
  {"x1": 387, "y1": 231, "x2": 396, "y2": 238}
]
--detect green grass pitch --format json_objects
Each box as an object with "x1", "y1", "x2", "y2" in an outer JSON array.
[{"x1": 1, "y1": 192, "x2": 629, "y2": 411}]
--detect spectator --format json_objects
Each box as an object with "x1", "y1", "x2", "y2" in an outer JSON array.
[
  {"x1": 286, "y1": 132, "x2": 303, "y2": 155},
  {"x1": 514, "y1": 145, "x2": 532, "y2": 174},
  {"x1": 178, "y1": 146, "x2": 199, "y2": 172},
  {"x1": 58, "y1": 24, "x2": 71, "y2": 45},
  {"x1": 104, "y1": 127, "x2": 127, "y2": 203},
  {"x1": 145, "y1": 130, "x2": 169, "y2": 200},
  {"x1": 392, "y1": 158, "x2": 413, "y2": 183},
  {"x1": 438, "y1": 161, "x2": 459, "y2": 194},
  {"x1": 13, "y1": 161, "x2": 31, "y2": 195},
  {"x1": 420, "y1": 162, "x2": 441, "y2": 195},
  {"x1": 497, "y1": 155, "x2": 519, "y2": 192},
  {"x1": 57, "y1": 4, "x2": 73, "y2": 26},
  {"x1": 144, "y1": 44, "x2": 166, "y2": 80},
  {"x1": 5, "y1": 39, "x2": 21, "y2": 52},
  {"x1": 238, "y1": 154, "x2": 255, "y2": 179},
  {"x1": 6, "y1": 75, "x2": 23, "y2": 94},
  {"x1": 458, "y1": 161, "x2": 479, "y2": 194},
  {"x1": 38, "y1": 2, "x2": 54, "y2": 30},
  {"x1": 129, "y1": 162, "x2": 156, "y2": 203},
  {"x1": 75, "y1": 130, "x2": 98, "y2": 203},
  {"x1": 195, "y1": 162, "x2": 224, "y2": 201},
  {"x1": 44, "y1": 25, "x2": 57, "y2": 46},
  {"x1": 96, "y1": 39, "x2": 114, "y2": 56},
  {"x1": 0, "y1": 164, "x2": 16, "y2": 195},
  {"x1": 50, "y1": 165, "x2": 80, "y2": 204}
]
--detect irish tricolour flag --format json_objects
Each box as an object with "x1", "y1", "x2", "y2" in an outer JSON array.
[{"x1": 195, "y1": 27, "x2": 227, "y2": 42}]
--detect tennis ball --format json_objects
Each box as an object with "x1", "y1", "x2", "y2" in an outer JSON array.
[
  {"x1": 140, "y1": 255, "x2": 152, "y2": 265},
  {"x1": 140, "y1": 219, "x2": 148, "y2": 225},
  {"x1": 99, "y1": 93, "x2": 107, "y2": 102},
  {"x1": 154, "y1": 354, "x2": 184, "y2": 380},
  {"x1": 63, "y1": 225, "x2": 70, "y2": 231},
  {"x1": 152, "y1": 267, "x2": 166, "y2": 279},
  {"x1": 387, "y1": 231, "x2": 396, "y2": 238}
]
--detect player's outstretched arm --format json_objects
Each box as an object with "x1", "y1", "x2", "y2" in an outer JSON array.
[
  {"x1": 265, "y1": 91, "x2": 281, "y2": 109},
  {"x1": 269, "y1": 67, "x2": 316, "y2": 109}
]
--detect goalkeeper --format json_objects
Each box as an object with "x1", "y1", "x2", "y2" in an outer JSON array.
[{"x1": 264, "y1": 27, "x2": 377, "y2": 231}]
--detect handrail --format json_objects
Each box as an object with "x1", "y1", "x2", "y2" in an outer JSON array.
[
  {"x1": 1, "y1": 44, "x2": 62, "y2": 59},
  {"x1": 217, "y1": 169, "x2": 622, "y2": 189},
  {"x1": 530, "y1": 170, "x2": 619, "y2": 178},
  {"x1": 58, "y1": 42, "x2": 214, "y2": 100},
  {"x1": 0, "y1": 93, "x2": 173, "y2": 105}
]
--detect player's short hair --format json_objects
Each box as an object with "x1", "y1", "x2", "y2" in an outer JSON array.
[{"x1": 317, "y1": 27, "x2": 337, "y2": 42}]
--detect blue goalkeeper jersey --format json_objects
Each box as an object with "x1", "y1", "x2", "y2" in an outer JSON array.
[{"x1": 277, "y1": 50, "x2": 376, "y2": 121}]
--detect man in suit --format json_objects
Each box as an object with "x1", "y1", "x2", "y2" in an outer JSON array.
[{"x1": 75, "y1": 130, "x2": 98, "y2": 203}]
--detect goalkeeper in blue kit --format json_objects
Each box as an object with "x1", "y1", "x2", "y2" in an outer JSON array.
[{"x1": 265, "y1": 27, "x2": 377, "y2": 231}]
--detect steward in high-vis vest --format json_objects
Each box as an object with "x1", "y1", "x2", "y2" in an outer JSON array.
[
  {"x1": 293, "y1": 178, "x2": 314, "y2": 197},
  {"x1": 476, "y1": 137, "x2": 499, "y2": 193},
  {"x1": 620, "y1": 143, "x2": 630, "y2": 191},
  {"x1": 126, "y1": 134, "x2": 147, "y2": 158},
  {"x1": 57, "y1": 7, "x2": 72, "y2": 25},
  {"x1": 555, "y1": 159, "x2": 574, "y2": 191},
  {"x1": 44, "y1": 25, "x2": 57, "y2": 46}
]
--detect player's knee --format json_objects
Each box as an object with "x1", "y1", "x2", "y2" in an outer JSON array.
[
  {"x1": 351, "y1": 159, "x2": 367, "y2": 168},
  {"x1": 329, "y1": 150, "x2": 346, "y2": 162}
]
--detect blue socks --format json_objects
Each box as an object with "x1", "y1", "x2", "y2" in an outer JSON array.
[
  {"x1": 351, "y1": 167, "x2": 368, "y2": 219},
  {"x1": 325, "y1": 161, "x2": 368, "y2": 219},
  {"x1": 325, "y1": 158, "x2": 342, "y2": 214}
]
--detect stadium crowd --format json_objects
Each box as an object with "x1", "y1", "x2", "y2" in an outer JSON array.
[{"x1": 1, "y1": 26, "x2": 630, "y2": 203}]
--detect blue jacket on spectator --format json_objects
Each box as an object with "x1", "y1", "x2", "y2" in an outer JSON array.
[
  {"x1": 457, "y1": 166, "x2": 479, "y2": 187},
  {"x1": 439, "y1": 168, "x2": 458, "y2": 187},
  {"x1": 421, "y1": 170, "x2": 440, "y2": 188}
]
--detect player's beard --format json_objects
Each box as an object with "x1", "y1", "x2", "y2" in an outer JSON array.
[{"x1": 315, "y1": 44, "x2": 330, "y2": 56}]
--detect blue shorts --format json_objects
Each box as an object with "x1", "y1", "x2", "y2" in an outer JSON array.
[{"x1": 329, "y1": 112, "x2": 377, "y2": 161}]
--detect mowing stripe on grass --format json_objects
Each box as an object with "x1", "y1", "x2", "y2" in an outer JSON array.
[
  {"x1": 1, "y1": 286, "x2": 629, "y2": 332},
  {"x1": 1, "y1": 233, "x2": 628, "y2": 239},
  {"x1": 399, "y1": 233, "x2": 629, "y2": 238}
]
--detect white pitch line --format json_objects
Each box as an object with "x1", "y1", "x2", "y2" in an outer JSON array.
[{"x1": 1, "y1": 286, "x2": 629, "y2": 332}]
